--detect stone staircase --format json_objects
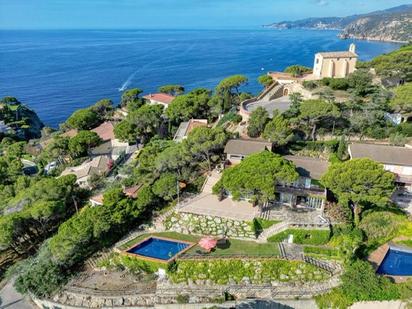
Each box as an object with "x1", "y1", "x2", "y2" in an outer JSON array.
[
  {"x1": 258, "y1": 202, "x2": 271, "y2": 220},
  {"x1": 303, "y1": 255, "x2": 341, "y2": 275},
  {"x1": 257, "y1": 82, "x2": 284, "y2": 101},
  {"x1": 257, "y1": 222, "x2": 290, "y2": 242},
  {"x1": 278, "y1": 243, "x2": 287, "y2": 259},
  {"x1": 85, "y1": 250, "x2": 112, "y2": 270}
]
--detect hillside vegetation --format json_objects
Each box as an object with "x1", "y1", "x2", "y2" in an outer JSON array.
[{"x1": 265, "y1": 5, "x2": 412, "y2": 43}]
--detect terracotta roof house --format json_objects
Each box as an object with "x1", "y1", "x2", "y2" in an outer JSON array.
[
  {"x1": 224, "y1": 139, "x2": 273, "y2": 164},
  {"x1": 348, "y1": 143, "x2": 412, "y2": 211},
  {"x1": 174, "y1": 119, "x2": 208, "y2": 142},
  {"x1": 60, "y1": 155, "x2": 113, "y2": 188},
  {"x1": 143, "y1": 93, "x2": 176, "y2": 109},
  {"x1": 90, "y1": 184, "x2": 143, "y2": 206},
  {"x1": 90, "y1": 139, "x2": 137, "y2": 162},
  {"x1": 91, "y1": 121, "x2": 115, "y2": 141}
]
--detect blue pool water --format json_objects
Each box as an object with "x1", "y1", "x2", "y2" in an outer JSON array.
[
  {"x1": 377, "y1": 248, "x2": 412, "y2": 276},
  {"x1": 127, "y1": 237, "x2": 190, "y2": 260}
]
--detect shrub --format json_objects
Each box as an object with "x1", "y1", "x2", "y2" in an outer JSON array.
[
  {"x1": 328, "y1": 227, "x2": 363, "y2": 259},
  {"x1": 101, "y1": 253, "x2": 165, "y2": 274},
  {"x1": 396, "y1": 122, "x2": 412, "y2": 137},
  {"x1": 169, "y1": 259, "x2": 328, "y2": 285},
  {"x1": 284, "y1": 65, "x2": 312, "y2": 77},
  {"x1": 324, "y1": 202, "x2": 352, "y2": 224},
  {"x1": 250, "y1": 218, "x2": 280, "y2": 236},
  {"x1": 329, "y1": 78, "x2": 350, "y2": 90},
  {"x1": 359, "y1": 211, "x2": 405, "y2": 247},
  {"x1": 316, "y1": 288, "x2": 351, "y2": 309},
  {"x1": 267, "y1": 229, "x2": 330, "y2": 245},
  {"x1": 341, "y1": 260, "x2": 400, "y2": 302},
  {"x1": 389, "y1": 132, "x2": 407, "y2": 146},
  {"x1": 303, "y1": 80, "x2": 318, "y2": 90},
  {"x1": 176, "y1": 294, "x2": 190, "y2": 304},
  {"x1": 217, "y1": 112, "x2": 242, "y2": 127}
]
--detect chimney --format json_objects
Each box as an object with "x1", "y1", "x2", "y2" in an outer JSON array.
[{"x1": 349, "y1": 43, "x2": 356, "y2": 54}]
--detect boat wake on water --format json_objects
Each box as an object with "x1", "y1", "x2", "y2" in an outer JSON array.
[{"x1": 118, "y1": 43, "x2": 197, "y2": 92}]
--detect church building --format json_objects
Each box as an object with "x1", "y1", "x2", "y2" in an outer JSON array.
[{"x1": 313, "y1": 44, "x2": 358, "y2": 79}]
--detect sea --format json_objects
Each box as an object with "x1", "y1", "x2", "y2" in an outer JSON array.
[{"x1": 0, "y1": 29, "x2": 401, "y2": 127}]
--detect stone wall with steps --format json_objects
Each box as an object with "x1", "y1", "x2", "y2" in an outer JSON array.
[{"x1": 165, "y1": 212, "x2": 256, "y2": 239}]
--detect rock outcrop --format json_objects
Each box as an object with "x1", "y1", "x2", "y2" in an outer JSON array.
[{"x1": 264, "y1": 4, "x2": 412, "y2": 43}]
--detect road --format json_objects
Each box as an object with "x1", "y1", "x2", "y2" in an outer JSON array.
[{"x1": 0, "y1": 279, "x2": 34, "y2": 309}]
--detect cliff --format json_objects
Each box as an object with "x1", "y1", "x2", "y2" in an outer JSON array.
[
  {"x1": 0, "y1": 97, "x2": 44, "y2": 140},
  {"x1": 339, "y1": 11, "x2": 412, "y2": 43},
  {"x1": 264, "y1": 5, "x2": 412, "y2": 43}
]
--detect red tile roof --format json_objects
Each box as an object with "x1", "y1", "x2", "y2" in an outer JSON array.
[
  {"x1": 124, "y1": 185, "x2": 143, "y2": 199},
  {"x1": 92, "y1": 122, "x2": 115, "y2": 141},
  {"x1": 143, "y1": 93, "x2": 176, "y2": 105}
]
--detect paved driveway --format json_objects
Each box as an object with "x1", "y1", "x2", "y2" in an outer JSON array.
[{"x1": 0, "y1": 279, "x2": 33, "y2": 309}]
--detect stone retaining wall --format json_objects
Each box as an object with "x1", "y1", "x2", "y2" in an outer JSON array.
[{"x1": 164, "y1": 212, "x2": 256, "y2": 239}]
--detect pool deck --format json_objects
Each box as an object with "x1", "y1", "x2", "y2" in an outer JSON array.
[
  {"x1": 367, "y1": 243, "x2": 389, "y2": 270},
  {"x1": 122, "y1": 236, "x2": 196, "y2": 264},
  {"x1": 367, "y1": 243, "x2": 412, "y2": 283}
]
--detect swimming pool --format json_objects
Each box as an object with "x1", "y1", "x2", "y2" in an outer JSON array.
[
  {"x1": 126, "y1": 237, "x2": 193, "y2": 262},
  {"x1": 377, "y1": 247, "x2": 412, "y2": 276}
]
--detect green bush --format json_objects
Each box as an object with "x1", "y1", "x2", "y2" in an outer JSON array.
[
  {"x1": 297, "y1": 140, "x2": 339, "y2": 153},
  {"x1": 316, "y1": 260, "x2": 406, "y2": 308},
  {"x1": 176, "y1": 294, "x2": 190, "y2": 304},
  {"x1": 99, "y1": 253, "x2": 165, "y2": 274},
  {"x1": 330, "y1": 79, "x2": 350, "y2": 90},
  {"x1": 267, "y1": 229, "x2": 330, "y2": 245},
  {"x1": 359, "y1": 211, "x2": 406, "y2": 247},
  {"x1": 397, "y1": 239, "x2": 412, "y2": 248},
  {"x1": 169, "y1": 259, "x2": 328, "y2": 285},
  {"x1": 329, "y1": 227, "x2": 363, "y2": 260},
  {"x1": 396, "y1": 122, "x2": 412, "y2": 137},
  {"x1": 250, "y1": 218, "x2": 280, "y2": 236},
  {"x1": 324, "y1": 203, "x2": 352, "y2": 224},
  {"x1": 302, "y1": 80, "x2": 319, "y2": 90},
  {"x1": 217, "y1": 112, "x2": 242, "y2": 127}
]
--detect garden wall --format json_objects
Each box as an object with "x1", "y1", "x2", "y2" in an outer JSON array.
[{"x1": 165, "y1": 212, "x2": 256, "y2": 239}]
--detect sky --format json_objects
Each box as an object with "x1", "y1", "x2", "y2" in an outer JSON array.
[{"x1": 0, "y1": 0, "x2": 411, "y2": 30}]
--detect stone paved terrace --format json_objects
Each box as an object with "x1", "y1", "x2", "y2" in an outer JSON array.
[
  {"x1": 178, "y1": 193, "x2": 258, "y2": 221},
  {"x1": 245, "y1": 96, "x2": 291, "y2": 117},
  {"x1": 178, "y1": 171, "x2": 258, "y2": 221}
]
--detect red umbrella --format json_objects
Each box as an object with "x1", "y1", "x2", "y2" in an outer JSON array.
[{"x1": 198, "y1": 237, "x2": 217, "y2": 252}]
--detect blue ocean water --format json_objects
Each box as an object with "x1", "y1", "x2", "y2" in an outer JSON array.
[{"x1": 0, "y1": 29, "x2": 401, "y2": 127}]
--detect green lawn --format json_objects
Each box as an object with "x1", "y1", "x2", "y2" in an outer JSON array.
[
  {"x1": 267, "y1": 229, "x2": 330, "y2": 245},
  {"x1": 303, "y1": 246, "x2": 341, "y2": 261},
  {"x1": 395, "y1": 239, "x2": 412, "y2": 248},
  {"x1": 119, "y1": 232, "x2": 279, "y2": 257},
  {"x1": 253, "y1": 218, "x2": 281, "y2": 229}
]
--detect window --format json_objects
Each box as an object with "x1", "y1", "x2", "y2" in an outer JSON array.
[{"x1": 316, "y1": 59, "x2": 319, "y2": 64}]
